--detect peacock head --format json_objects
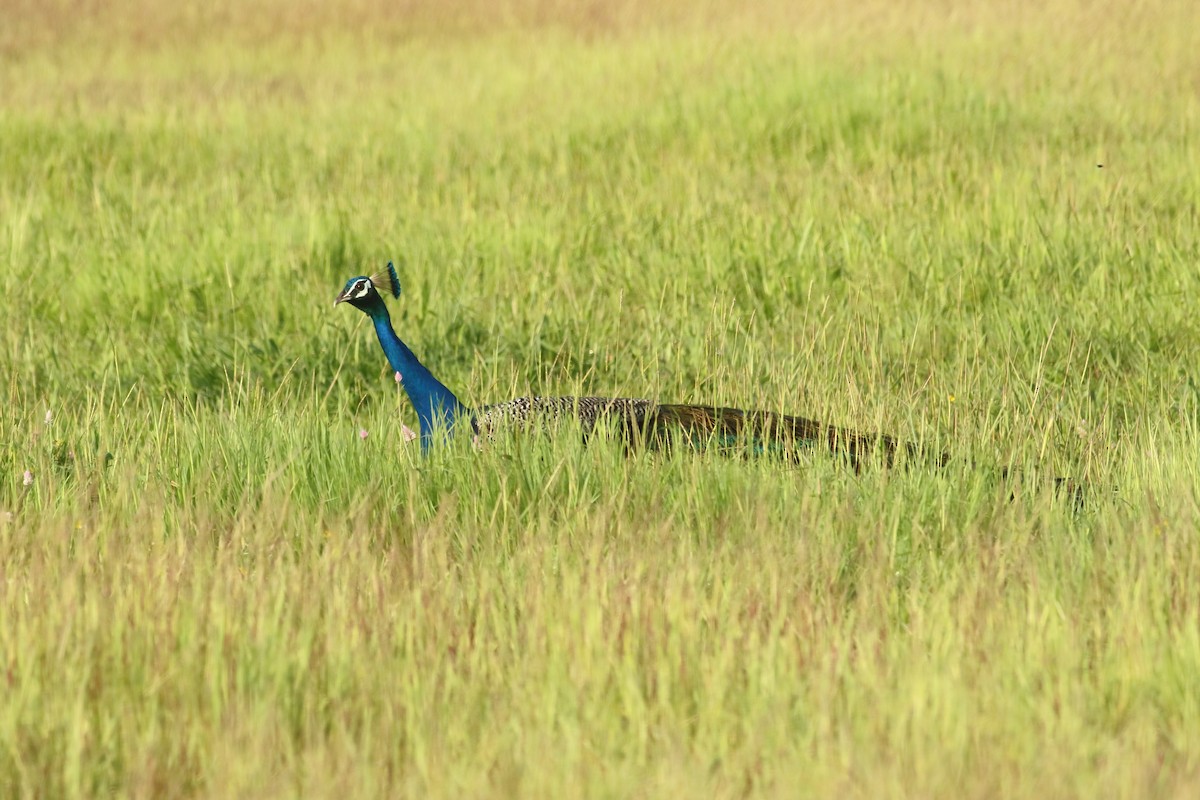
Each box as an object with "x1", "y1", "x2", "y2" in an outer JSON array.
[{"x1": 334, "y1": 262, "x2": 401, "y2": 312}]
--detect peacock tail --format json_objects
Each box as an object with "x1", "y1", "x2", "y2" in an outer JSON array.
[
  {"x1": 468, "y1": 396, "x2": 944, "y2": 470},
  {"x1": 646, "y1": 403, "x2": 912, "y2": 469}
]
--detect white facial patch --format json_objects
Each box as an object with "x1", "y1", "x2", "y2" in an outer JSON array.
[{"x1": 352, "y1": 279, "x2": 372, "y2": 299}]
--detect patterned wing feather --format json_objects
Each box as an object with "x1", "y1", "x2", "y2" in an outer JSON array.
[{"x1": 470, "y1": 396, "x2": 654, "y2": 441}]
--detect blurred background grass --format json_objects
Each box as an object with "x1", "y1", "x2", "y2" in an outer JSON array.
[{"x1": 2, "y1": 0, "x2": 1200, "y2": 796}]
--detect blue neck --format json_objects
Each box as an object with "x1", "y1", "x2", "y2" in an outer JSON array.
[{"x1": 367, "y1": 305, "x2": 464, "y2": 449}]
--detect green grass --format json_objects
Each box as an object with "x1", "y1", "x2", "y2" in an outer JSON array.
[{"x1": 3, "y1": 0, "x2": 1200, "y2": 796}]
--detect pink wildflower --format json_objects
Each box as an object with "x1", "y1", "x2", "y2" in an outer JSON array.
[
  {"x1": 23, "y1": 470, "x2": 34, "y2": 486},
  {"x1": 359, "y1": 429, "x2": 369, "y2": 440}
]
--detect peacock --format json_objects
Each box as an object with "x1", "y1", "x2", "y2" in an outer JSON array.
[{"x1": 335, "y1": 263, "x2": 1082, "y2": 498}]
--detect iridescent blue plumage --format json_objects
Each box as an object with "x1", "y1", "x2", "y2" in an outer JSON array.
[{"x1": 334, "y1": 265, "x2": 461, "y2": 449}]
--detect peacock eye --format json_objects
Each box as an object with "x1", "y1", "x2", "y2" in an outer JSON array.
[{"x1": 353, "y1": 280, "x2": 372, "y2": 299}]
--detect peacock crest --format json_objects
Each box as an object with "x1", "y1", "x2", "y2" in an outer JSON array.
[{"x1": 370, "y1": 262, "x2": 401, "y2": 300}]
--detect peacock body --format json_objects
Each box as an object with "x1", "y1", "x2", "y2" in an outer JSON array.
[
  {"x1": 471, "y1": 396, "x2": 654, "y2": 441},
  {"x1": 334, "y1": 264, "x2": 1087, "y2": 507},
  {"x1": 334, "y1": 264, "x2": 916, "y2": 470}
]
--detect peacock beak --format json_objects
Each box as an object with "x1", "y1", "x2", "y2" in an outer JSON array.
[{"x1": 333, "y1": 291, "x2": 349, "y2": 307}]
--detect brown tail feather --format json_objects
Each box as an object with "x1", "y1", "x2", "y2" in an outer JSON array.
[
  {"x1": 644, "y1": 403, "x2": 949, "y2": 472},
  {"x1": 639, "y1": 402, "x2": 1084, "y2": 506}
]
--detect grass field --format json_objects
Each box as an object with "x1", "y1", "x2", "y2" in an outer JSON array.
[{"x1": 3, "y1": 0, "x2": 1200, "y2": 796}]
